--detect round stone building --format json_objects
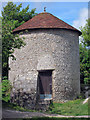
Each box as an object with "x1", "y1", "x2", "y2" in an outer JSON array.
[{"x1": 9, "y1": 12, "x2": 81, "y2": 109}]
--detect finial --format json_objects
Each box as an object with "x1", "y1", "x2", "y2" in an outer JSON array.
[{"x1": 44, "y1": 7, "x2": 46, "y2": 12}]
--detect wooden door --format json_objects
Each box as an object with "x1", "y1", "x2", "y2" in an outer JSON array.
[{"x1": 39, "y1": 70, "x2": 52, "y2": 97}]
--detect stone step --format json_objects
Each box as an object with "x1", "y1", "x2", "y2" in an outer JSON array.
[{"x1": 38, "y1": 99, "x2": 52, "y2": 104}]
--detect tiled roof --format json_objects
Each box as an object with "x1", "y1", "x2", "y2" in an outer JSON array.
[{"x1": 13, "y1": 12, "x2": 81, "y2": 35}]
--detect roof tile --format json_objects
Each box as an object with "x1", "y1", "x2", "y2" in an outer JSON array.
[{"x1": 13, "y1": 12, "x2": 81, "y2": 35}]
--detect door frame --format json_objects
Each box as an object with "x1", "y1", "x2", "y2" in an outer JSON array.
[{"x1": 38, "y1": 70, "x2": 54, "y2": 100}]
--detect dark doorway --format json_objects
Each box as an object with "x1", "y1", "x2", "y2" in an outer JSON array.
[{"x1": 38, "y1": 70, "x2": 52, "y2": 99}]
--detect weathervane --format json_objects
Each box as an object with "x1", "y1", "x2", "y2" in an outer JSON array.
[{"x1": 44, "y1": 7, "x2": 46, "y2": 12}]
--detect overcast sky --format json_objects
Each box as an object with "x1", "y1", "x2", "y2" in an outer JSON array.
[{"x1": 0, "y1": 0, "x2": 89, "y2": 30}]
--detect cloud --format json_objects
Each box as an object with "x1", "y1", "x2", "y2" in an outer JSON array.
[{"x1": 73, "y1": 8, "x2": 88, "y2": 30}]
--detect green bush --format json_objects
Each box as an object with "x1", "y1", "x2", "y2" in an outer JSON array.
[{"x1": 2, "y1": 76, "x2": 12, "y2": 102}]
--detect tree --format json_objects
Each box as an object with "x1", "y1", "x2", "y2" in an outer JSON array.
[
  {"x1": 2, "y1": 2, "x2": 37, "y2": 102},
  {"x1": 80, "y1": 19, "x2": 90, "y2": 84},
  {"x1": 79, "y1": 43, "x2": 90, "y2": 84},
  {"x1": 80, "y1": 19, "x2": 90, "y2": 47},
  {"x1": 2, "y1": 2, "x2": 37, "y2": 77},
  {"x1": 2, "y1": 2, "x2": 36, "y2": 28}
]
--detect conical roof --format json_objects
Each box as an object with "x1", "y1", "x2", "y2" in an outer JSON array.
[{"x1": 13, "y1": 12, "x2": 81, "y2": 35}]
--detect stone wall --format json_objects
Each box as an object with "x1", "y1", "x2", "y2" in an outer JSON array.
[{"x1": 9, "y1": 29, "x2": 80, "y2": 108}]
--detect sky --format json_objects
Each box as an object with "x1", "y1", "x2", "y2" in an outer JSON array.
[{"x1": 0, "y1": 0, "x2": 89, "y2": 30}]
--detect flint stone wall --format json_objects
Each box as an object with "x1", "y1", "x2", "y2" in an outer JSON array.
[{"x1": 9, "y1": 29, "x2": 80, "y2": 108}]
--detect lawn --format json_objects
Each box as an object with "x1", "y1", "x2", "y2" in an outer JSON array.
[
  {"x1": 2, "y1": 99, "x2": 89, "y2": 116},
  {"x1": 47, "y1": 99, "x2": 89, "y2": 116}
]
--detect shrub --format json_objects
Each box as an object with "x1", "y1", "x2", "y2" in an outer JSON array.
[{"x1": 2, "y1": 76, "x2": 12, "y2": 102}]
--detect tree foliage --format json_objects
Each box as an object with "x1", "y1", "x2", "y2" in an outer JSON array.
[
  {"x1": 80, "y1": 19, "x2": 90, "y2": 84},
  {"x1": 80, "y1": 19, "x2": 90, "y2": 47},
  {"x1": 2, "y1": 2, "x2": 36, "y2": 102},
  {"x1": 2, "y1": 2, "x2": 36, "y2": 28},
  {"x1": 2, "y1": 2, "x2": 36, "y2": 77},
  {"x1": 2, "y1": 76, "x2": 12, "y2": 102}
]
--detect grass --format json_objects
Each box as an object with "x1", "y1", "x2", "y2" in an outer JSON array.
[
  {"x1": 2, "y1": 99, "x2": 89, "y2": 116},
  {"x1": 47, "y1": 99, "x2": 89, "y2": 116}
]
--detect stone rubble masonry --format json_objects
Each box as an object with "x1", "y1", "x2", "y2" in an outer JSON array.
[{"x1": 9, "y1": 29, "x2": 80, "y2": 109}]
